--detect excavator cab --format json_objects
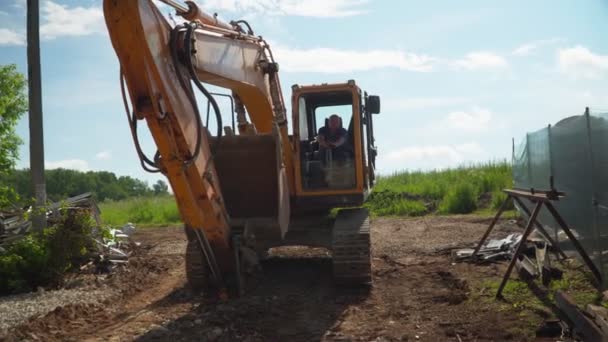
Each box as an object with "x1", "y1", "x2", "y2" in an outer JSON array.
[{"x1": 292, "y1": 80, "x2": 380, "y2": 212}]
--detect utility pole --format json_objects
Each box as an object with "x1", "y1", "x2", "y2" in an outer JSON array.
[{"x1": 27, "y1": 0, "x2": 46, "y2": 232}]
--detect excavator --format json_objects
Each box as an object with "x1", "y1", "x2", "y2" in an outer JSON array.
[{"x1": 103, "y1": 0, "x2": 381, "y2": 295}]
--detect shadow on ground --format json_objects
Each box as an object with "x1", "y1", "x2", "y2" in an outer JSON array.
[{"x1": 136, "y1": 256, "x2": 369, "y2": 341}]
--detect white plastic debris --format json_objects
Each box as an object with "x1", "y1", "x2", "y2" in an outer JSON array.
[
  {"x1": 453, "y1": 233, "x2": 523, "y2": 262},
  {"x1": 121, "y1": 223, "x2": 136, "y2": 236}
]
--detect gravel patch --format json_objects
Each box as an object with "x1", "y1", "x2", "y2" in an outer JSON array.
[{"x1": 0, "y1": 287, "x2": 117, "y2": 331}]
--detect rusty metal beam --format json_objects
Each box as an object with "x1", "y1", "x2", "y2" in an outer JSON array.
[
  {"x1": 496, "y1": 201, "x2": 542, "y2": 298},
  {"x1": 472, "y1": 194, "x2": 511, "y2": 258}
]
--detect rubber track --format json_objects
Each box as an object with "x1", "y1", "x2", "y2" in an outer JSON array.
[
  {"x1": 332, "y1": 208, "x2": 372, "y2": 285},
  {"x1": 184, "y1": 226, "x2": 209, "y2": 291}
]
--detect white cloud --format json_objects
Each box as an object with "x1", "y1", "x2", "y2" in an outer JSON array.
[
  {"x1": 200, "y1": 0, "x2": 368, "y2": 18},
  {"x1": 443, "y1": 106, "x2": 492, "y2": 132},
  {"x1": 95, "y1": 150, "x2": 112, "y2": 160},
  {"x1": 46, "y1": 159, "x2": 90, "y2": 171},
  {"x1": 273, "y1": 44, "x2": 436, "y2": 73},
  {"x1": 13, "y1": 0, "x2": 25, "y2": 8},
  {"x1": 512, "y1": 38, "x2": 563, "y2": 57},
  {"x1": 0, "y1": 28, "x2": 25, "y2": 46},
  {"x1": 40, "y1": 1, "x2": 105, "y2": 40},
  {"x1": 382, "y1": 142, "x2": 484, "y2": 171},
  {"x1": 558, "y1": 46, "x2": 608, "y2": 79},
  {"x1": 384, "y1": 97, "x2": 469, "y2": 111},
  {"x1": 452, "y1": 52, "x2": 508, "y2": 70}
]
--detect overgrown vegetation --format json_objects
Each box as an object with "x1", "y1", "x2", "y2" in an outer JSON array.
[
  {"x1": 439, "y1": 183, "x2": 477, "y2": 214},
  {"x1": 0, "y1": 64, "x2": 28, "y2": 208},
  {"x1": 367, "y1": 161, "x2": 512, "y2": 216},
  {"x1": 100, "y1": 195, "x2": 181, "y2": 226},
  {"x1": 0, "y1": 210, "x2": 99, "y2": 294}
]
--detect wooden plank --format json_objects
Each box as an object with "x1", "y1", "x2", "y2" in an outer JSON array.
[
  {"x1": 586, "y1": 304, "x2": 608, "y2": 336},
  {"x1": 555, "y1": 291, "x2": 607, "y2": 342},
  {"x1": 504, "y1": 188, "x2": 565, "y2": 202}
]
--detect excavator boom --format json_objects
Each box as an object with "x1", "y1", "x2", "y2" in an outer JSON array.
[{"x1": 104, "y1": 0, "x2": 238, "y2": 279}]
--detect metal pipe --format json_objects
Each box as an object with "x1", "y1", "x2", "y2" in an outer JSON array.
[
  {"x1": 181, "y1": 1, "x2": 234, "y2": 31},
  {"x1": 157, "y1": 0, "x2": 189, "y2": 14}
]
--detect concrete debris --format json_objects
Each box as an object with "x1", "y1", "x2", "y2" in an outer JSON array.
[
  {"x1": 585, "y1": 304, "x2": 608, "y2": 337},
  {"x1": 453, "y1": 233, "x2": 522, "y2": 262},
  {"x1": 555, "y1": 291, "x2": 608, "y2": 342}
]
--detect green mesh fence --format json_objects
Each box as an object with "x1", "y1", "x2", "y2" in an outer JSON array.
[{"x1": 513, "y1": 109, "x2": 608, "y2": 288}]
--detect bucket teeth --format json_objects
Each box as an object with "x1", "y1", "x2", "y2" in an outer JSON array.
[{"x1": 332, "y1": 208, "x2": 372, "y2": 285}]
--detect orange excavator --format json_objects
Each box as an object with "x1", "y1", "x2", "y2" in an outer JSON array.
[{"x1": 103, "y1": 0, "x2": 381, "y2": 294}]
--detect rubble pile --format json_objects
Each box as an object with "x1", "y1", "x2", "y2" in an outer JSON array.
[
  {"x1": 0, "y1": 192, "x2": 101, "y2": 249},
  {"x1": 0, "y1": 192, "x2": 138, "y2": 273}
]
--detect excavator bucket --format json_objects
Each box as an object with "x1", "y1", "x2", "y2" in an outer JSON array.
[{"x1": 211, "y1": 134, "x2": 289, "y2": 241}]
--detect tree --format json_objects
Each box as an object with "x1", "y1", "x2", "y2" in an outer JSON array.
[
  {"x1": 0, "y1": 64, "x2": 28, "y2": 207},
  {"x1": 153, "y1": 180, "x2": 169, "y2": 195}
]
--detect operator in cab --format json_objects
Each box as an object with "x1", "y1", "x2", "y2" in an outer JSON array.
[{"x1": 318, "y1": 114, "x2": 349, "y2": 164}]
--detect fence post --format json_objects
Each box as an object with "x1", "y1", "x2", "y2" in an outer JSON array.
[
  {"x1": 547, "y1": 124, "x2": 558, "y2": 242},
  {"x1": 525, "y1": 133, "x2": 532, "y2": 187},
  {"x1": 512, "y1": 137, "x2": 515, "y2": 162},
  {"x1": 584, "y1": 107, "x2": 604, "y2": 286}
]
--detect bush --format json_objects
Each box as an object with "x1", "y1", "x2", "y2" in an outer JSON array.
[
  {"x1": 0, "y1": 210, "x2": 96, "y2": 294},
  {"x1": 375, "y1": 199, "x2": 427, "y2": 216},
  {"x1": 439, "y1": 183, "x2": 477, "y2": 214},
  {"x1": 491, "y1": 190, "x2": 515, "y2": 210},
  {"x1": 365, "y1": 191, "x2": 427, "y2": 216}
]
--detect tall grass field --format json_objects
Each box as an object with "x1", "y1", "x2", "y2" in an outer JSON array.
[
  {"x1": 366, "y1": 161, "x2": 513, "y2": 216},
  {"x1": 99, "y1": 161, "x2": 514, "y2": 226},
  {"x1": 100, "y1": 195, "x2": 181, "y2": 226}
]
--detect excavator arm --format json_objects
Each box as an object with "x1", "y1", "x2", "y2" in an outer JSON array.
[
  {"x1": 185, "y1": 15, "x2": 294, "y2": 182},
  {"x1": 103, "y1": 0, "x2": 292, "y2": 288}
]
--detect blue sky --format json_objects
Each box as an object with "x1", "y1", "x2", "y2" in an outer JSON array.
[{"x1": 1, "y1": 0, "x2": 608, "y2": 186}]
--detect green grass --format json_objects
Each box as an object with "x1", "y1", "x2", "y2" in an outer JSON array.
[
  {"x1": 99, "y1": 195, "x2": 181, "y2": 226},
  {"x1": 438, "y1": 183, "x2": 477, "y2": 214},
  {"x1": 368, "y1": 161, "x2": 512, "y2": 216}
]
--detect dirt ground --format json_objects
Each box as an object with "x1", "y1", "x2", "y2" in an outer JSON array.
[{"x1": 3, "y1": 216, "x2": 554, "y2": 341}]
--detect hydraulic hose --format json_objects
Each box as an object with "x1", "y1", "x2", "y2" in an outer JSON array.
[
  {"x1": 183, "y1": 23, "x2": 223, "y2": 150},
  {"x1": 120, "y1": 70, "x2": 161, "y2": 174},
  {"x1": 169, "y1": 23, "x2": 223, "y2": 167}
]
